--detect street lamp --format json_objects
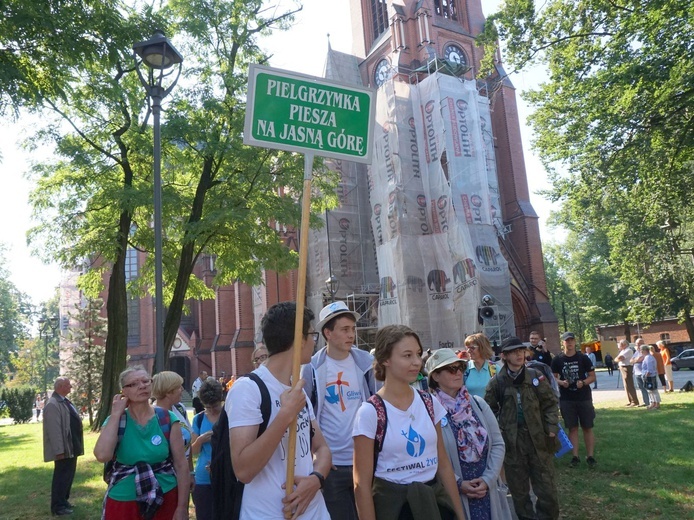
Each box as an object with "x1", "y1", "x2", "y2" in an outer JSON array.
[
  {"x1": 133, "y1": 30, "x2": 183, "y2": 374},
  {"x1": 38, "y1": 315, "x2": 60, "y2": 396},
  {"x1": 325, "y1": 274, "x2": 340, "y2": 302},
  {"x1": 324, "y1": 209, "x2": 340, "y2": 302}
]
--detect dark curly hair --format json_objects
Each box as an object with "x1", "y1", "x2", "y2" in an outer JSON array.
[
  {"x1": 198, "y1": 379, "x2": 224, "y2": 406},
  {"x1": 373, "y1": 325, "x2": 423, "y2": 381}
]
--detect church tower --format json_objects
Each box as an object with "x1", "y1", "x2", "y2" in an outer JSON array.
[{"x1": 309, "y1": 0, "x2": 558, "y2": 349}]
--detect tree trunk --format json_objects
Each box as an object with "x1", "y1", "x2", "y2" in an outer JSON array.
[
  {"x1": 93, "y1": 211, "x2": 131, "y2": 431},
  {"x1": 623, "y1": 321, "x2": 631, "y2": 343},
  {"x1": 163, "y1": 158, "x2": 213, "y2": 365},
  {"x1": 683, "y1": 308, "x2": 694, "y2": 343}
]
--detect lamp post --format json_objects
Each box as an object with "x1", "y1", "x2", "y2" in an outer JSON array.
[
  {"x1": 324, "y1": 209, "x2": 340, "y2": 302},
  {"x1": 325, "y1": 274, "x2": 340, "y2": 302},
  {"x1": 133, "y1": 31, "x2": 183, "y2": 374},
  {"x1": 38, "y1": 315, "x2": 60, "y2": 396}
]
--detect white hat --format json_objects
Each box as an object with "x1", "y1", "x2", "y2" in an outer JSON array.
[{"x1": 316, "y1": 301, "x2": 361, "y2": 332}]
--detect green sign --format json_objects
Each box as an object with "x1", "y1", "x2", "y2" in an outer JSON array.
[{"x1": 244, "y1": 64, "x2": 375, "y2": 164}]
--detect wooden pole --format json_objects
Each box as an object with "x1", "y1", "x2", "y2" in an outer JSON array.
[{"x1": 285, "y1": 152, "x2": 314, "y2": 505}]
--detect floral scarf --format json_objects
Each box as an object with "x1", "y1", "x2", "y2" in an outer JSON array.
[{"x1": 435, "y1": 387, "x2": 488, "y2": 463}]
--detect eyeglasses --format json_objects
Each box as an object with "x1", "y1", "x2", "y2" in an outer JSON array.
[
  {"x1": 306, "y1": 332, "x2": 320, "y2": 342},
  {"x1": 122, "y1": 378, "x2": 153, "y2": 389},
  {"x1": 253, "y1": 354, "x2": 268, "y2": 364},
  {"x1": 441, "y1": 363, "x2": 465, "y2": 374}
]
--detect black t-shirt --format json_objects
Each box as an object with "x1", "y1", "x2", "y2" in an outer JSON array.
[
  {"x1": 551, "y1": 352, "x2": 594, "y2": 401},
  {"x1": 532, "y1": 348, "x2": 553, "y2": 366}
]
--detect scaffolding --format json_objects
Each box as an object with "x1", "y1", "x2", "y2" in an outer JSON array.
[{"x1": 347, "y1": 291, "x2": 380, "y2": 352}]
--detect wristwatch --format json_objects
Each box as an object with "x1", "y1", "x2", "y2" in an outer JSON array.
[{"x1": 310, "y1": 471, "x2": 325, "y2": 489}]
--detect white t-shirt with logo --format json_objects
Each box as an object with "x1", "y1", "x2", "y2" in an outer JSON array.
[
  {"x1": 320, "y1": 356, "x2": 364, "y2": 465},
  {"x1": 226, "y1": 365, "x2": 329, "y2": 520},
  {"x1": 352, "y1": 388, "x2": 446, "y2": 484}
]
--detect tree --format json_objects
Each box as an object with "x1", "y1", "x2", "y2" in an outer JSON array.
[
  {"x1": 0, "y1": 0, "x2": 132, "y2": 114},
  {"x1": 65, "y1": 298, "x2": 107, "y2": 426},
  {"x1": 26, "y1": 1, "x2": 337, "y2": 429},
  {"x1": 0, "y1": 246, "x2": 32, "y2": 382},
  {"x1": 480, "y1": 0, "x2": 694, "y2": 338}
]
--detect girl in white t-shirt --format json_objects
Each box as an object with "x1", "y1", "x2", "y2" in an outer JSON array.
[{"x1": 353, "y1": 325, "x2": 465, "y2": 520}]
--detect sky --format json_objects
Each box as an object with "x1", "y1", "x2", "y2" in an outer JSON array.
[{"x1": 0, "y1": 0, "x2": 554, "y2": 308}]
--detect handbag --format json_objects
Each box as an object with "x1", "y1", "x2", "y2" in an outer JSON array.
[{"x1": 644, "y1": 376, "x2": 655, "y2": 390}]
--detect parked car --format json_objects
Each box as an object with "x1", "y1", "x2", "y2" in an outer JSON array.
[{"x1": 671, "y1": 349, "x2": 694, "y2": 371}]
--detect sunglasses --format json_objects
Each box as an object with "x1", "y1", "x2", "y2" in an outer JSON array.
[{"x1": 440, "y1": 363, "x2": 466, "y2": 374}]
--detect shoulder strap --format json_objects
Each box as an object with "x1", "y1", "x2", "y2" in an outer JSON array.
[
  {"x1": 194, "y1": 411, "x2": 205, "y2": 431},
  {"x1": 117, "y1": 412, "x2": 127, "y2": 442},
  {"x1": 154, "y1": 406, "x2": 172, "y2": 442},
  {"x1": 310, "y1": 365, "x2": 318, "y2": 413},
  {"x1": 246, "y1": 372, "x2": 272, "y2": 434},
  {"x1": 367, "y1": 394, "x2": 387, "y2": 469},
  {"x1": 416, "y1": 389, "x2": 436, "y2": 425}
]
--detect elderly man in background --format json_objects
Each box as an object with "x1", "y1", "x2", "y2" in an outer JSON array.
[
  {"x1": 615, "y1": 339, "x2": 639, "y2": 407},
  {"x1": 191, "y1": 370, "x2": 207, "y2": 414},
  {"x1": 43, "y1": 377, "x2": 84, "y2": 516}
]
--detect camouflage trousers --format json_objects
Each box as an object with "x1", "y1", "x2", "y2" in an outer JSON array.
[{"x1": 504, "y1": 427, "x2": 559, "y2": 520}]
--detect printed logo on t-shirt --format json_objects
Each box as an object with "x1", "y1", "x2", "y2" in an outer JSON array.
[
  {"x1": 402, "y1": 425, "x2": 426, "y2": 457},
  {"x1": 325, "y1": 371, "x2": 361, "y2": 412}
]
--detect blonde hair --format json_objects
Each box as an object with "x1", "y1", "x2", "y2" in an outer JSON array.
[
  {"x1": 151, "y1": 371, "x2": 184, "y2": 400},
  {"x1": 464, "y1": 332, "x2": 494, "y2": 360}
]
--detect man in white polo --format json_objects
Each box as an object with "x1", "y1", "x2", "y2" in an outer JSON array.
[{"x1": 301, "y1": 301, "x2": 376, "y2": 520}]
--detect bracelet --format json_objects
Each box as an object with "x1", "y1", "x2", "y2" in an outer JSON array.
[{"x1": 310, "y1": 471, "x2": 325, "y2": 489}]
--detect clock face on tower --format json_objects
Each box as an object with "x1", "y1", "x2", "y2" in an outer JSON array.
[
  {"x1": 443, "y1": 44, "x2": 467, "y2": 66},
  {"x1": 373, "y1": 58, "x2": 391, "y2": 87}
]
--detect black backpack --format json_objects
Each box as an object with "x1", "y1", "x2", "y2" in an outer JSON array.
[{"x1": 210, "y1": 372, "x2": 271, "y2": 520}]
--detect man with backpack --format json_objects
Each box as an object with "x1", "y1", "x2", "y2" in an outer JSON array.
[
  {"x1": 300, "y1": 301, "x2": 376, "y2": 520},
  {"x1": 225, "y1": 301, "x2": 331, "y2": 519},
  {"x1": 485, "y1": 337, "x2": 560, "y2": 520}
]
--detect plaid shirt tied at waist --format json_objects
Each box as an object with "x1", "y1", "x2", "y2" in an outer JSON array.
[{"x1": 102, "y1": 458, "x2": 176, "y2": 520}]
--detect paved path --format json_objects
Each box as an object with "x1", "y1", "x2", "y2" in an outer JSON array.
[{"x1": 589, "y1": 366, "x2": 694, "y2": 404}]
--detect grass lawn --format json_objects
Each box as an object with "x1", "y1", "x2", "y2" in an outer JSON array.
[{"x1": 1, "y1": 393, "x2": 693, "y2": 519}]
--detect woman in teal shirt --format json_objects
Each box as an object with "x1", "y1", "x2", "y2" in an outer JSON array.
[
  {"x1": 94, "y1": 365, "x2": 189, "y2": 520},
  {"x1": 464, "y1": 334, "x2": 499, "y2": 398}
]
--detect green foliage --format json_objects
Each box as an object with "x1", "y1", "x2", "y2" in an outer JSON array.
[
  {"x1": 20, "y1": 1, "x2": 338, "y2": 424},
  {"x1": 481, "y1": 0, "x2": 694, "y2": 337},
  {"x1": 0, "y1": 245, "x2": 32, "y2": 383},
  {"x1": 0, "y1": 386, "x2": 36, "y2": 423},
  {"x1": 0, "y1": 0, "x2": 135, "y2": 115},
  {"x1": 65, "y1": 298, "x2": 107, "y2": 427}
]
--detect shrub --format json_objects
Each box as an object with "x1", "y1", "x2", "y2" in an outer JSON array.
[{"x1": 0, "y1": 387, "x2": 36, "y2": 423}]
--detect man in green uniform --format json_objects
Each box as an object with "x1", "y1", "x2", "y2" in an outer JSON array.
[{"x1": 485, "y1": 337, "x2": 559, "y2": 520}]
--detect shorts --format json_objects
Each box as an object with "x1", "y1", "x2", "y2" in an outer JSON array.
[{"x1": 560, "y1": 399, "x2": 595, "y2": 429}]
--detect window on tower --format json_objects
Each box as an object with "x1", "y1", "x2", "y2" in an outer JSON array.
[
  {"x1": 371, "y1": 0, "x2": 389, "y2": 40},
  {"x1": 434, "y1": 0, "x2": 458, "y2": 20}
]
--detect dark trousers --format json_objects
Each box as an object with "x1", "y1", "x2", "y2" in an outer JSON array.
[
  {"x1": 323, "y1": 465, "x2": 358, "y2": 520},
  {"x1": 51, "y1": 457, "x2": 77, "y2": 513},
  {"x1": 192, "y1": 483, "x2": 214, "y2": 520},
  {"x1": 620, "y1": 366, "x2": 639, "y2": 405},
  {"x1": 192, "y1": 396, "x2": 204, "y2": 415},
  {"x1": 658, "y1": 374, "x2": 667, "y2": 387}
]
